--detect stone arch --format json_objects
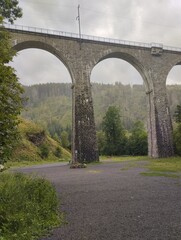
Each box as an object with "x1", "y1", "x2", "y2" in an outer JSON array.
[
  {"x1": 90, "y1": 51, "x2": 153, "y2": 93},
  {"x1": 13, "y1": 40, "x2": 74, "y2": 83}
]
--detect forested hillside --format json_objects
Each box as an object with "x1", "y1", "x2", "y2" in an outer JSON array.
[{"x1": 22, "y1": 83, "x2": 181, "y2": 137}]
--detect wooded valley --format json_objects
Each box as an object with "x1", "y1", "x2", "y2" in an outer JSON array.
[{"x1": 22, "y1": 82, "x2": 181, "y2": 132}]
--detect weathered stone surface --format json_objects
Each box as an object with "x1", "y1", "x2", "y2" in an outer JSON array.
[{"x1": 8, "y1": 28, "x2": 181, "y2": 161}]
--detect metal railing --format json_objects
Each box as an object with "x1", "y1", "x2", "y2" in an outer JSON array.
[{"x1": 3, "y1": 23, "x2": 181, "y2": 53}]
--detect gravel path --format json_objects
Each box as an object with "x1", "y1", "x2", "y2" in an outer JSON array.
[{"x1": 18, "y1": 161, "x2": 181, "y2": 240}]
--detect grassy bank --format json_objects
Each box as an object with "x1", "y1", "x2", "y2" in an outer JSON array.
[
  {"x1": 0, "y1": 173, "x2": 64, "y2": 240},
  {"x1": 3, "y1": 118, "x2": 71, "y2": 169}
]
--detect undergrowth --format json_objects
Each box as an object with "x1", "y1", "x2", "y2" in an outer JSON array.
[{"x1": 0, "y1": 173, "x2": 64, "y2": 240}]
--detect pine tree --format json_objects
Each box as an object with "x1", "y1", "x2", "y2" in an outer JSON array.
[{"x1": 102, "y1": 106, "x2": 126, "y2": 155}]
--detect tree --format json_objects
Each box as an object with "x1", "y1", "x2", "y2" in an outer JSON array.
[
  {"x1": 0, "y1": 0, "x2": 22, "y2": 24},
  {"x1": 102, "y1": 106, "x2": 126, "y2": 155},
  {"x1": 61, "y1": 130, "x2": 70, "y2": 149},
  {"x1": 174, "y1": 105, "x2": 181, "y2": 123},
  {"x1": 0, "y1": 3, "x2": 23, "y2": 164},
  {"x1": 173, "y1": 124, "x2": 181, "y2": 156},
  {"x1": 96, "y1": 130, "x2": 106, "y2": 155},
  {"x1": 173, "y1": 105, "x2": 181, "y2": 156},
  {"x1": 127, "y1": 121, "x2": 148, "y2": 156}
]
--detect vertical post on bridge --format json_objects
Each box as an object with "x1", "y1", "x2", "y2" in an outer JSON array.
[{"x1": 76, "y1": 4, "x2": 82, "y2": 50}]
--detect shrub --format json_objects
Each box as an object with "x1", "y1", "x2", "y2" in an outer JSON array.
[
  {"x1": 40, "y1": 144, "x2": 49, "y2": 159},
  {"x1": 127, "y1": 121, "x2": 148, "y2": 156},
  {"x1": 54, "y1": 146, "x2": 62, "y2": 158},
  {"x1": 0, "y1": 173, "x2": 63, "y2": 240}
]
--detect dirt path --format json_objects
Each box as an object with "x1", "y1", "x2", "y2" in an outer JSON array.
[{"x1": 18, "y1": 161, "x2": 181, "y2": 240}]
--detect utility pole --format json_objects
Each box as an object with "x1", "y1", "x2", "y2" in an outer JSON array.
[{"x1": 76, "y1": 4, "x2": 82, "y2": 49}]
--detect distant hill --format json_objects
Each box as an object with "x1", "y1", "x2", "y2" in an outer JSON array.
[{"x1": 21, "y1": 83, "x2": 181, "y2": 136}]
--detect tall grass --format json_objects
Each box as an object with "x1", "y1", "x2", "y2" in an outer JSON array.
[{"x1": 0, "y1": 173, "x2": 63, "y2": 240}]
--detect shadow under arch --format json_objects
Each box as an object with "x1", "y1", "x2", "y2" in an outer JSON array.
[
  {"x1": 91, "y1": 51, "x2": 152, "y2": 93},
  {"x1": 13, "y1": 40, "x2": 74, "y2": 83}
]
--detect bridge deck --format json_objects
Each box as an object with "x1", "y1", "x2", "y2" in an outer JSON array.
[{"x1": 3, "y1": 23, "x2": 181, "y2": 53}]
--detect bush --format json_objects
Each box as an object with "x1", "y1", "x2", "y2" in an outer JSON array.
[
  {"x1": 40, "y1": 144, "x2": 49, "y2": 159},
  {"x1": 0, "y1": 173, "x2": 63, "y2": 240},
  {"x1": 127, "y1": 121, "x2": 148, "y2": 156},
  {"x1": 54, "y1": 146, "x2": 62, "y2": 158}
]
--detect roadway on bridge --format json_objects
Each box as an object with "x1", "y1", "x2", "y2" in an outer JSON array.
[{"x1": 18, "y1": 161, "x2": 181, "y2": 240}]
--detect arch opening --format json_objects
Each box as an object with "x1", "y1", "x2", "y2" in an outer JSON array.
[
  {"x1": 11, "y1": 47, "x2": 73, "y2": 151},
  {"x1": 11, "y1": 48, "x2": 72, "y2": 85},
  {"x1": 90, "y1": 56, "x2": 149, "y2": 156},
  {"x1": 166, "y1": 64, "x2": 181, "y2": 120}
]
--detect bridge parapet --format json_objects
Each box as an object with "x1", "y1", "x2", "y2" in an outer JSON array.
[
  {"x1": 4, "y1": 23, "x2": 181, "y2": 53},
  {"x1": 2, "y1": 23, "x2": 155, "y2": 49}
]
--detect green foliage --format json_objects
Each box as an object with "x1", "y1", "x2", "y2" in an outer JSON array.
[
  {"x1": 96, "y1": 130, "x2": 106, "y2": 155},
  {"x1": 39, "y1": 144, "x2": 49, "y2": 159},
  {"x1": 127, "y1": 121, "x2": 148, "y2": 156},
  {"x1": 22, "y1": 83, "x2": 181, "y2": 136},
  {"x1": 174, "y1": 105, "x2": 181, "y2": 123},
  {"x1": 54, "y1": 146, "x2": 62, "y2": 158},
  {"x1": 0, "y1": 172, "x2": 62, "y2": 240},
  {"x1": 173, "y1": 123, "x2": 181, "y2": 156},
  {"x1": 0, "y1": 19, "x2": 24, "y2": 164},
  {"x1": 20, "y1": 83, "x2": 181, "y2": 157},
  {"x1": 102, "y1": 106, "x2": 126, "y2": 155},
  {"x1": 60, "y1": 130, "x2": 70, "y2": 149},
  {"x1": 0, "y1": 0, "x2": 22, "y2": 24},
  {"x1": 10, "y1": 118, "x2": 71, "y2": 164}
]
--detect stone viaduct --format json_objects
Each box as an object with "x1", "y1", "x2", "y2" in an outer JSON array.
[{"x1": 5, "y1": 24, "x2": 181, "y2": 163}]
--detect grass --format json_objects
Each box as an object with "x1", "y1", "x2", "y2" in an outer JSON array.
[
  {"x1": 100, "y1": 155, "x2": 181, "y2": 178},
  {"x1": 7, "y1": 118, "x2": 71, "y2": 167},
  {"x1": 141, "y1": 172, "x2": 180, "y2": 178},
  {"x1": 0, "y1": 172, "x2": 64, "y2": 240},
  {"x1": 5, "y1": 158, "x2": 69, "y2": 169},
  {"x1": 140, "y1": 157, "x2": 181, "y2": 178},
  {"x1": 100, "y1": 155, "x2": 148, "y2": 162},
  {"x1": 146, "y1": 157, "x2": 181, "y2": 172}
]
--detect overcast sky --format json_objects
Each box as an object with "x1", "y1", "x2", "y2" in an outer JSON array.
[{"x1": 9, "y1": 0, "x2": 181, "y2": 85}]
